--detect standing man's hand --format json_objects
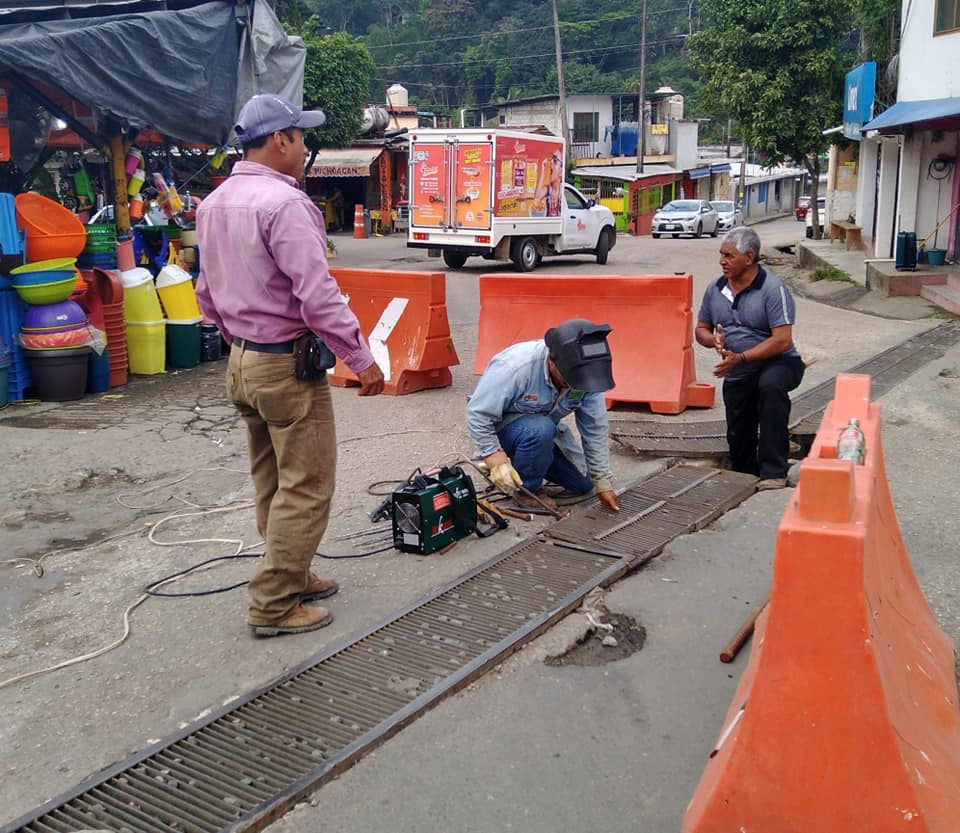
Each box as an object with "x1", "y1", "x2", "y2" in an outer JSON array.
[
  {"x1": 597, "y1": 489, "x2": 619, "y2": 512},
  {"x1": 356, "y1": 363, "x2": 385, "y2": 396}
]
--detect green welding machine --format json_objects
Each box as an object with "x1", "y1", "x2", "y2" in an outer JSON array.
[{"x1": 392, "y1": 466, "x2": 479, "y2": 554}]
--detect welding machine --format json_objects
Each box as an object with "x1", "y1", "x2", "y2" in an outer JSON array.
[{"x1": 391, "y1": 466, "x2": 479, "y2": 554}]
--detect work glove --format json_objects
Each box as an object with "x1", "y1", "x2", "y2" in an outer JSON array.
[{"x1": 483, "y1": 450, "x2": 523, "y2": 494}]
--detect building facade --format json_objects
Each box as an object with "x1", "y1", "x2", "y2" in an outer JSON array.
[{"x1": 859, "y1": 3, "x2": 960, "y2": 261}]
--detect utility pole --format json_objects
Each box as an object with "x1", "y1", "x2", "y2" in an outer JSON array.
[
  {"x1": 551, "y1": 0, "x2": 571, "y2": 155},
  {"x1": 636, "y1": 0, "x2": 648, "y2": 174}
]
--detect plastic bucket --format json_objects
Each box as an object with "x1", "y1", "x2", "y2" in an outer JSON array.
[
  {"x1": 86, "y1": 347, "x2": 111, "y2": 393},
  {"x1": 165, "y1": 317, "x2": 201, "y2": 368},
  {"x1": 125, "y1": 319, "x2": 165, "y2": 375},
  {"x1": 155, "y1": 264, "x2": 201, "y2": 319},
  {"x1": 121, "y1": 268, "x2": 163, "y2": 322},
  {"x1": 127, "y1": 169, "x2": 146, "y2": 197},
  {"x1": 25, "y1": 346, "x2": 90, "y2": 401},
  {"x1": 926, "y1": 248, "x2": 947, "y2": 266},
  {"x1": 124, "y1": 147, "x2": 143, "y2": 177}
]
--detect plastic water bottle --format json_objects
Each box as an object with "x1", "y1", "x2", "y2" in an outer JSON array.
[{"x1": 837, "y1": 418, "x2": 866, "y2": 464}]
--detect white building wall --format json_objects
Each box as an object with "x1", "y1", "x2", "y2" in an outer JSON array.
[
  {"x1": 898, "y1": 4, "x2": 960, "y2": 100},
  {"x1": 499, "y1": 101, "x2": 561, "y2": 136}
]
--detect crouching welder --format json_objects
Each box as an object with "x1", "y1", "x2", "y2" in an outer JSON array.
[{"x1": 466, "y1": 319, "x2": 620, "y2": 512}]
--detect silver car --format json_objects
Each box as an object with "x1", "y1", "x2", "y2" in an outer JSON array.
[
  {"x1": 652, "y1": 199, "x2": 720, "y2": 239},
  {"x1": 710, "y1": 200, "x2": 744, "y2": 232}
]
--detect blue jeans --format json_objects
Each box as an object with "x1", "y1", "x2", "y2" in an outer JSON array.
[{"x1": 497, "y1": 415, "x2": 593, "y2": 494}]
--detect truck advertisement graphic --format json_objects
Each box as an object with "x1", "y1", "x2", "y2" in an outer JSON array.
[
  {"x1": 410, "y1": 143, "x2": 446, "y2": 227},
  {"x1": 494, "y1": 135, "x2": 563, "y2": 219},
  {"x1": 453, "y1": 144, "x2": 491, "y2": 229}
]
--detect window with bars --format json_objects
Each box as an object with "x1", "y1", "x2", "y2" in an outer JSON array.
[
  {"x1": 936, "y1": 0, "x2": 960, "y2": 32},
  {"x1": 573, "y1": 112, "x2": 599, "y2": 143}
]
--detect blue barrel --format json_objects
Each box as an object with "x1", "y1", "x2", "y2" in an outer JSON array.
[{"x1": 895, "y1": 231, "x2": 917, "y2": 271}]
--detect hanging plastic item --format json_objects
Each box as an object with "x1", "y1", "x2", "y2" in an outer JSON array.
[{"x1": 152, "y1": 173, "x2": 184, "y2": 218}]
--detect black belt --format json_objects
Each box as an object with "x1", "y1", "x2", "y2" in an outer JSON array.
[{"x1": 233, "y1": 337, "x2": 296, "y2": 354}]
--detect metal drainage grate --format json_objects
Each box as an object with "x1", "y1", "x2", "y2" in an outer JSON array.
[
  {"x1": 3, "y1": 539, "x2": 626, "y2": 833},
  {"x1": 546, "y1": 466, "x2": 757, "y2": 566},
  {"x1": 611, "y1": 320, "x2": 960, "y2": 454},
  {"x1": 3, "y1": 465, "x2": 758, "y2": 833}
]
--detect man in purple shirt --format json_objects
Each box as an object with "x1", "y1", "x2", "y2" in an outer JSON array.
[{"x1": 196, "y1": 93, "x2": 384, "y2": 637}]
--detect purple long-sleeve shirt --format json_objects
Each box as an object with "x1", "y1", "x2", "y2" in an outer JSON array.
[{"x1": 195, "y1": 161, "x2": 375, "y2": 373}]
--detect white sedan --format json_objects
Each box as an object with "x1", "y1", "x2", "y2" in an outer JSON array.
[
  {"x1": 710, "y1": 200, "x2": 744, "y2": 232},
  {"x1": 652, "y1": 200, "x2": 720, "y2": 239}
]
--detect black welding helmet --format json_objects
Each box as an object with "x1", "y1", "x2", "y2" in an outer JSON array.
[{"x1": 544, "y1": 319, "x2": 615, "y2": 393}]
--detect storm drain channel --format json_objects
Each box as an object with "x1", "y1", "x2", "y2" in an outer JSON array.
[
  {"x1": 611, "y1": 319, "x2": 960, "y2": 456},
  {"x1": 3, "y1": 465, "x2": 756, "y2": 833}
]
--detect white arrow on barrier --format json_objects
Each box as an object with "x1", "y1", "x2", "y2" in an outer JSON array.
[{"x1": 368, "y1": 297, "x2": 409, "y2": 381}]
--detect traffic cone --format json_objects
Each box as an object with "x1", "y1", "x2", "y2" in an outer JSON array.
[{"x1": 353, "y1": 204, "x2": 366, "y2": 239}]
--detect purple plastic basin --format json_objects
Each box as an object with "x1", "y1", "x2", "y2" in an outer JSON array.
[{"x1": 21, "y1": 299, "x2": 88, "y2": 332}]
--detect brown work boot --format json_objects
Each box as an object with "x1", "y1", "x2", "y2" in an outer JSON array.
[
  {"x1": 513, "y1": 490, "x2": 558, "y2": 511},
  {"x1": 249, "y1": 603, "x2": 333, "y2": 638},
  {"x1": 301, "y1": 573, "x2": 339, "y2": 602}
]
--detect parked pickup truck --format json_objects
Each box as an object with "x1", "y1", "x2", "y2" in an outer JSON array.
[{"x1": 406, "y1": 128, "x2": 616, "y2": 271}]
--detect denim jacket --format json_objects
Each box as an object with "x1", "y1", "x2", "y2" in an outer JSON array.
[{"x1": 466, "y1": 340, "x2": 613, "y2": 491}]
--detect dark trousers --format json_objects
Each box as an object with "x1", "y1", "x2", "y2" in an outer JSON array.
[{"x1": 722, "y1": 355, "x2": 805, "y2": 480}]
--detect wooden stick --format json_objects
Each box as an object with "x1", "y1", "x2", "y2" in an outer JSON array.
[{"x1": 720, "y1": 592, "x2": 771, "y2": 663}]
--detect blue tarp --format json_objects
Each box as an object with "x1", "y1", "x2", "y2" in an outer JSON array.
[{"x1": 863, "y1": 97, "x2": 960, "y2": 134}]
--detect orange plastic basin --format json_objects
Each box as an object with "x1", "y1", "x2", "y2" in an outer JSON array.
[{"x1": 15, "y1": 192, "x2": 87, "y2": 262}]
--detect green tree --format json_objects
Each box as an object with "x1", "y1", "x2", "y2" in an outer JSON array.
[
  {"x1": 689, "y1": 0, "x2": 854, "y2": 238},
  {"x1": 292, "y1": 26, "x2": 377, "y2": 169}
]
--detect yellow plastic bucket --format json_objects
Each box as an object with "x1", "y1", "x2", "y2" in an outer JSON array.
[
  {"x1": 121, "y1": 268, "x2": 163, "y2": 322},
  {"x1": 125, "y1": 320, "x2": 166, "y2": 375},
  {"x1": 155, "y1": 264, "x2": 201, "y2": 319}
]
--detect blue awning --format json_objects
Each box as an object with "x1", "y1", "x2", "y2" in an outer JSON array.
[
  {"x1": 710, "y1": 163, "x2": 732, "y2": 173},
  {"x1": 688, "y1": 167, "x2": 711, "y2": 179},
  {"x1": 863, "y1": 97, "x2": 960, "y2": 134}
]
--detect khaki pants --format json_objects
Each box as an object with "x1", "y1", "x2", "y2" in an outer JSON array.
[{"x1": 227, "y1": 346, "x2": 337, "y2": 625}]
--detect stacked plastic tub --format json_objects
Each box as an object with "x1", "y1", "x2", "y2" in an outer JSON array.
[
  {"x1": 92, "y1": 268, "x2": 127, "y2": 387},
  {"x1": 78, "y1": 223, "x2": 118, "y2": 270},
  {"x1": 121, "y1": 267, "x2": 165, "y2": 373},
  {"x1": 155, "y1": 264, "x2": 201, "y2": 368}
]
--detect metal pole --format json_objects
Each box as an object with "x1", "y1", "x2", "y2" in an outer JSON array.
[
  {"x1": 636, "y1": 0, "x2": 647, "y2": 174},
  {"x1": 552, "y1": 0, "x2": 571, "y2": 156}
]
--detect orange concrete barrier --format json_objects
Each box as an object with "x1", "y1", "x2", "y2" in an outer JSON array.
[
  {"x1": 352, "y1": 204, "x2": 365, "y2": 239},
  {"x1": 474, "y1": 273, "x2": 714, "y2": 413},
  {"x1": 328, "y1": 268, "x2": 459, "y2": 395},
  {"x1": 683, "y1": 372, "x2": 960, "y2": 833}
]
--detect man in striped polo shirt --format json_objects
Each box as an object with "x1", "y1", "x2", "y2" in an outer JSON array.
[{"x1": 695, "y1": 227, "x2": 805, "y2": 490}]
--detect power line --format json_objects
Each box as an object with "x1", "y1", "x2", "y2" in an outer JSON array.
[
  {"x1": 364, "y1": 6, "x2": 692, "y2": 52},
  {"x1": 377, "y1": 37, "x2": 683, "y2": 71}
]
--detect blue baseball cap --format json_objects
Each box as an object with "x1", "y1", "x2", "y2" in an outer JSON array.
[{"x1": 234, "y1": 94, "x2": 326, "y2": 143}]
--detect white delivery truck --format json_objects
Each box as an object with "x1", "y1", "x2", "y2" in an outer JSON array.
[{"x1": 407, "y1": 128, "x2": 616, "y2": 271}]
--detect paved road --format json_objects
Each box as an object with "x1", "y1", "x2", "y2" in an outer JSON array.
[{"x1": 1, "y1": 220, "x2": 954, "y2": 832}]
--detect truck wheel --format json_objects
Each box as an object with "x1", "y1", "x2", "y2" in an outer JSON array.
[
  {"x1": 442, "y1": 251, "x2": 468, "y2": 269},
  {"x1": 694, "y1": 223, "x2": 702, "y2": 239},
  {"x1": 595, "y1": 229, "x2": 612, "y2": 264},
  {"x1": 511, "y1": 237, "x2": 539, "y2": 272},
  {"x1": 652, "y1": 233, "x2": 660, "y2": 239}
]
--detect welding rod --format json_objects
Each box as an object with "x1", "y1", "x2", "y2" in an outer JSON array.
[{"x1": 719, "y1": 592, "x2": 771, "y2": 663}]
